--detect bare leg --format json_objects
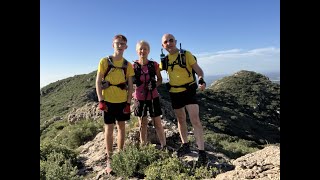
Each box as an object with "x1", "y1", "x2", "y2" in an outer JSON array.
[
  {"x1": 139, "y1": 116, "x2": 148, "y2": 145},
  {"x1": 174, "y1": 107, "x2": 188, "y2": 144},
  {"x1": 153, "y1": 116, "x2": 166, "y2": 147},
  {"x1": 104, "y1": 123, "x2": 114, "y2": 158},
  {"x1": 186, "y1": 104, "x2": 204, "y2": 150},
  {"x1": 116, "y1": 121, "x2": 126, "y2": 151}
]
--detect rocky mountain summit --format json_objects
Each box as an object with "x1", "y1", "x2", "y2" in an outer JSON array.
[
  {"x1": 40, "y1": 70, "x2": 280, "y2": 179},
  {"x1": 77, "y1": 129, "x2": 279, "y2": 180}
]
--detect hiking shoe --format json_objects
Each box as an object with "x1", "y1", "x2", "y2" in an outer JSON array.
[
  {"x1": 196, "y1": 150, "x2": 208, "y2": 167},
  {"x1": 160, "y1": 145, "x2": 169, "y2": 151},
  {"x1": 160, "y1": 145, "x2": 167, "y2": 151},
  {"x1": 176, "y1": 143, "x2": 191, "y2": 157},
  {"x1": 160, "y1": 145, "x2": 175, "y2": 153}
]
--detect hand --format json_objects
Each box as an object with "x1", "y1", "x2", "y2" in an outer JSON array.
[
  {"x1": 148, "y1": 80, "x2": 156, "y2": 90},
  {"x1": 198, "y1": 78, "x2": 206, "y2": 91},
  {"x1": 101, "y1": 80, "x2": 110, "y2": 90},
  {"x1": 99, "y1": 100, "x2": 108, "y2": 112},
  {"x1": 134, "y1": 100, "x2": 140, "y2": 115},
  {"x1": 123, "y1": 103, "x2": 131, "y2": 114}
]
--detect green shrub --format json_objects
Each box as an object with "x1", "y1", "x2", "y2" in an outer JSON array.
[
  {"x1": 204, "y1": 132, "x2": 261, "y2": 159},
  {"x1": 40, "y1": 120, "x2": 68, "y2": 142},
  {"x1": 40, "y1": 141, "x2": 78, "y2": 165},
  {"x1": 193, "y1": 166, "x2": 218, "y2": 179},
  {"x1": 58, "y1": 121, "x2": 101, "y2": 149},
  {"x1": 111, "y1": 144, "x2": 171, "y2": 178},
  {"x1": 40, "y1": 161, "x2": 46, "y2": 180},
  {"x1": 41, "y1": 119, "x2": 103, "y2": 149},
  {"x1": 144, "y1": 157, "x2": 191, "y2": 180},
  {"x1": 40, "y1": 152, "x2": 82, "y2": 180}
]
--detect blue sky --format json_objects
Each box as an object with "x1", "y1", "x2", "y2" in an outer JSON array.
[{"x1": 40, "y1": 0, "x2": 280, "y2": 88}]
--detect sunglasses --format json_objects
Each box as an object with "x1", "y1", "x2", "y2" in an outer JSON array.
[
  {"x1": 163, "y1": 39, "x2": 175, "y2": 44},
  {"x1": 114, "y1": 41, "x2": 127, "y2": 46}
]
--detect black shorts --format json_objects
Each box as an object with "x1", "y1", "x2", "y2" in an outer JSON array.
[
  {"x1": 133, "y1": 97, "x2": 162, "y2": 117},
  {"x1": 169, "y1": 90, "x2": 198, "y2": 109},
  {"x1": 103, "y1": 102, "x2": 130, "y2": 124}
]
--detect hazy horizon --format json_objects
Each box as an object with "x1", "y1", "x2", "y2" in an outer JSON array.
[
  {"x1": 40, "y1": 70, "x2": 280, "y2": 89},
  {"x1": 41, "y1": 0, "x2": 279, "y2": 88}
]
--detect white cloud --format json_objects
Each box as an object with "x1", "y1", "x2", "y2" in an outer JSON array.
[
  {"x1": 195, "y1": 47, "x2": 280, "y2": 75},
  {"x1": 40, "y1": 47, "x2": 280, "y2": 88},
  {"x1": 215, "y1": 49, "x2": 242, "y2": 54}
]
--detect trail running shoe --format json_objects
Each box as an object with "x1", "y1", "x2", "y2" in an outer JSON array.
[
  {"x1": 196, "y1": 150, "x2": 208, "y2": 167},
  {"x1": 160, "y1": 145, "x2": 167, "y2": 151},
  {"x1": 176, "y1": 143, "x2": 191, "y2": 157},
  {"x1": 160, "y1": 145, "x2": 175, "y2": 153}
]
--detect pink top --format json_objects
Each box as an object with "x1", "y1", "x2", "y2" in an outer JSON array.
[{"x1": 132, "y1": 60, "x2": 160, "y2": 101}]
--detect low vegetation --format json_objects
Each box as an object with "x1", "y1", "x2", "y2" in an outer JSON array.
[{"x1": 40, "y1": 70, "x2": 280, "y2": 179}]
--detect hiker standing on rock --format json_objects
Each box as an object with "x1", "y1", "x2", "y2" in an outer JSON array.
[
  {"x1": 95, "y1": 34, "x2": 135, "y2": 174},
  {"x1": 160, "y1": 33, "x2": 207, "y2": 167},
  {"x1": 132, "y1": 40, "x2": 167, "y2": 149}
]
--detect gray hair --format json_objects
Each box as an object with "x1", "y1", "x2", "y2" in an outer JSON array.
[{"x1": 136, "y1": 40, "x2": 150, "y2": 51}]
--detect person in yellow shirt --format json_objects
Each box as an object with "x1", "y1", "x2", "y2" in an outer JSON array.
[
  {"x1": 160, "y1": 33, "x2": 207, "y2": 167},
  {"x1": 95, "y1": 34, "x2": 134, "y2": 174}
]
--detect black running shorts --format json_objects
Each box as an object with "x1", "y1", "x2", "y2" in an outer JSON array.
[
  {"x1": 169, "y1": 90, "x2": 198, "y2": 109},
  {"x1": 133, "y1": 97, "x2": 162, "y2": 117},
  {"x1": 103, "y1": 102, "x2": 130, "y2": 124}
]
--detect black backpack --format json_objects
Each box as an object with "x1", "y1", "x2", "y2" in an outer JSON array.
[
  {"x1": 132, "y1": 60, "x2": 156, "y2": 87},
  {"x1": 103, "y1": 56, "x2": 128, "y2": 79},
  {"x1": 101, "y1": 56, "x2": 129, "y2": 90},
  {"x1": 160, "y1": 45, "x2": 198, "y2": 93},
  {"x1": 161, "y1": 48, "x2": 197, "y2": 82}
]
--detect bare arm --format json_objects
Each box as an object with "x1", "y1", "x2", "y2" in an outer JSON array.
[
  {"x1": 191, "y1": 62, "x2": 206, "y2": 90},
  {"x1": 95, "y1": 71, "x2": 104, "y2": 101},
  {"x1": 191, "y1": 62, "x2": 204, "y2": 79},
  {"x1": 126, "y1": 76, "x2": 133, "y2": 103},
  {"x1": 155, "y1": 66, "x2": 163, "y2": 87}
]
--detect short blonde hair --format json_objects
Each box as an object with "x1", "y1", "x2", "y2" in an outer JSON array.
[{"x1": 136, "y1": 40, "x2": 150, "y2": 51}]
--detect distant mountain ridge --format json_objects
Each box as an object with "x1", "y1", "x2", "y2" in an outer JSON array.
[
  {"x1": 41, "y1": 69, "x2": 280, "y2": 144},
  {"x1": 205, "y1": 71, "x2": 280, "y2": 86}
]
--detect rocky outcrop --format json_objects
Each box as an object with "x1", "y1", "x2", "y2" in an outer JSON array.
[
  {"x1": 67, "y1": 102, "x2": 102, "y2": 124},
  {"x1": 76, "y1": 119, "x2": 182, "y2": 180},
  {"x1": 77, "y1": 130, "x2": 279, "y2": 180},
  {"x1": 213, "y1": 145, "x2": 280, "y2": 180}
]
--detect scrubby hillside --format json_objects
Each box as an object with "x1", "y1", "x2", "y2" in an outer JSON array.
[
  {"x1": 157, "y1": 70, "x2": 280, "y2": 145},
  {"x1": 40, "y1": 71, "x2": 98, "y2": 134},
  {"x1": 210, "y1": 70, "x2": 280, "y2": 125},
  {"x1": 40, "y1": 70, "x2": 280, "y2": 179}
]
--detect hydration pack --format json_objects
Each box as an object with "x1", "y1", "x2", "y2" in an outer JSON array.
[
  {"x1": 103, "y1": 56, "x2": 128, "y2": 78},
  {"x1": 160, "y1": 44, "x2": 198, "y2": 92},
  {"x1": 160, "y1": 47, "x2": 197, "y2": 81},
  {"x1": 132, "y1": 60, "x2": 156, "y2": 87},
  {"x1": 101, "y1": 56, "x2": 129, "y2": 90}
]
